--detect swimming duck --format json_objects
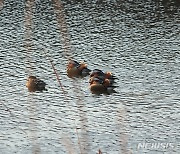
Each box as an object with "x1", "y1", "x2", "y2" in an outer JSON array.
[
  {"x1": 67, "y1": 60, "x2": 91, "y2": 78},
  {"x1": 89, "y1": 76, "x2": 114, "y2": 86},
  {"x1": 26, "y1": 76, "x2": 47, "y2": 92},
  {"x1": 90, "y1": 69, "x2": 117, "y2": 80},
  {"x1": 89, "y1": 77, "x2": 117, "y2": 94},
  {"x1": 90, "y1": 69, "x2": 117, "y2": 85}
]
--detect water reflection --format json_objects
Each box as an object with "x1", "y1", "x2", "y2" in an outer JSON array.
[
  {"x1": 72, "y1": 80, "x2": 90, "y2": 153},
  {"x1": 27, "y1": 95, "x2": 41, "y2": 154}
]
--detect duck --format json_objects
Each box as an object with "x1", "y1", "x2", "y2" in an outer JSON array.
[
  {"x1": 90, "y1": 69, "x2": 117, "y2": 79},
  {"x1": 26, "y1": 76, "x2": 47, "y2": 92},
  {"x1": 89, "y1": 77, "x2": 117, "y2": 94},
  {"x1": 67, "y1": 60, "x2": 91, "y2": 78},
  {"x1": 89, "y1": 76, "x2": 114, "y2": 86},
  {"x1": 90, "y1": 69, "x2": 117, "y2": 84}
]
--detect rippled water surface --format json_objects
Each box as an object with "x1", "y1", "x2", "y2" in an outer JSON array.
[{"x1": 0, "y1": 0, "x2": 179, "y2": 154}]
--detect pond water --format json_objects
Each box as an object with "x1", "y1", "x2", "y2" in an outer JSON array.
[{"x1": 0, "y1": 0, "x2": 179, "y2": 154}]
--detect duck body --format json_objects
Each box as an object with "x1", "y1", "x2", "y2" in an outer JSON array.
[
  {"x1": 90, "y1": 83, "x2": 107, "y2": 94},
  {"x1": 89, "y1": 77, "x2": 117, "y2": 95},
  {"x1": 67, "y1": 60, "x2": 91, "y2": 78},
  {"x1": 26, "y1": 76, "x2": 47, "y2": 92}
]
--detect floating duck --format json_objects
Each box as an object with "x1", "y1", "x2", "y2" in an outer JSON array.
[
  {"x1": 89, "y1": 77, "x2": 117, "y2": 94},
  {"x1": 90, "y1": 69, "x2": 117, "y2": 80},
  {"x1": 89, "y1": 69, "x2": 117, "y2": 94},
  {"x1": 26, "y1": 76, "x2": 47, "y2": 92},
  {"x1": 67, "y1": 60, "x2": 91, "y2": 78}
]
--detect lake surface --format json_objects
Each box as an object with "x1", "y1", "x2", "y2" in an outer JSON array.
[{"x1": 0, "y1": 0, "x2": 179, "y2": 154}]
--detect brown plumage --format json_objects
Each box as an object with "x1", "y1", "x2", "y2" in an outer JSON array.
[
  {"x1": 26, "y1": 76, "x2": 47, "y2": 92},
  {"x1": 67, "y1": 60, "x2": 91, "y2": 78}
]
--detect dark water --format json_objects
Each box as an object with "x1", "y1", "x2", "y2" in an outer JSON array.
[{"x1": 0, "y1": 0, "x2": 179, "y2": 153}]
